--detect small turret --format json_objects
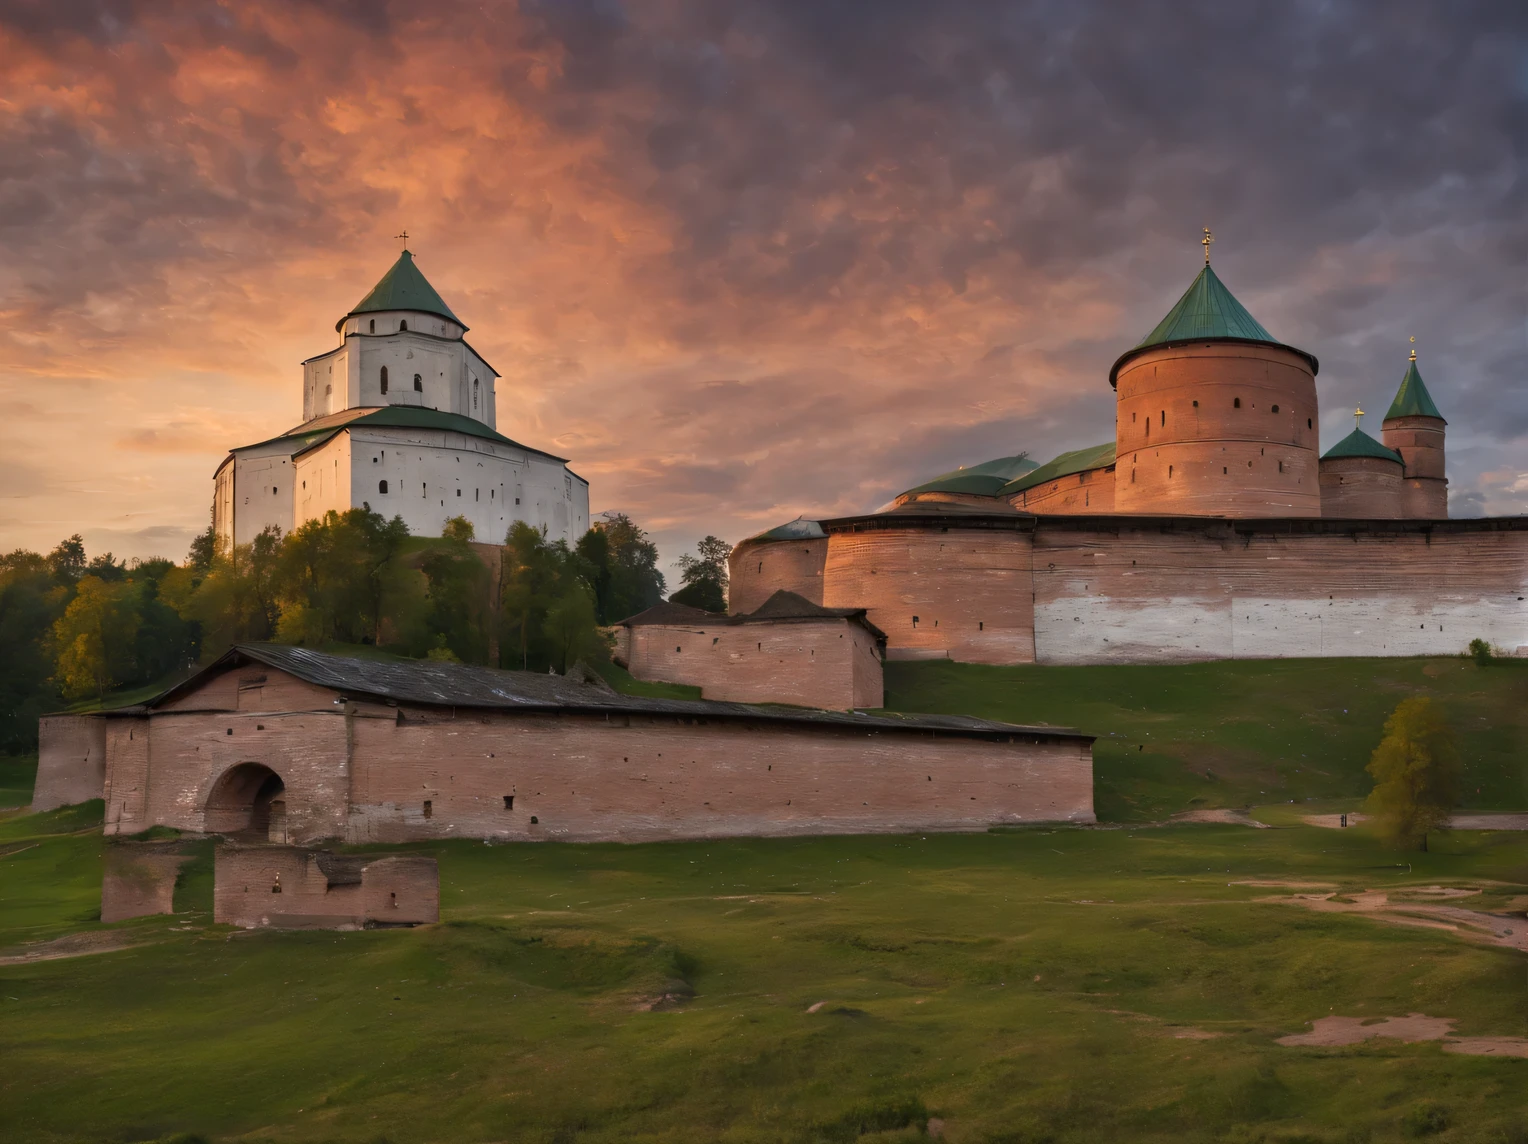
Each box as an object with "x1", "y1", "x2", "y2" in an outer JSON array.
[
  {"x1": 1319, "y1": 407, "x2": 1403, "y2": 519},
  {"x1": 1380, "y1": 342, "x2": 1447, "y2": 518}
]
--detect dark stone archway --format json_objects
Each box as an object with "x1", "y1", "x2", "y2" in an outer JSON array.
[{"x1": 205, "y1": 763, "x2": 286, "y2": 839}]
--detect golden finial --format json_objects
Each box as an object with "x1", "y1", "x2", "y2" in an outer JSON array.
[
  {"x1": 1409, "y1": 335, "x2": 1417, "y2": 362},
  {"x1": 1202, "y1": 227, "x2": 1214, "y2": 265},
  {"x1": 396, "y1": 230, "x2": 410, "y2": 252},
  {"x1": 1354, "y1": 405, "x2": 1365, "y2": 429}
]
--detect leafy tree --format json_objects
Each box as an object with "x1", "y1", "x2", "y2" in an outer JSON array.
[
  {"x1": 417, "y1": 526, "x2": 491, "y2": 664},
  {"x1": 167, "y1": 526, "x2": 285, "y2": 654},
  {"x1": 47, "y1": 535, "x2": 86, "y2": 585},
  {"x1": 86, "y1": 552, "x2": 128, "y2": 582},
  {"x1": 275, "y1": 509, "x2": 411, "y2": 645},
  {"x1": 0, "y1": 550, "x2": 67, "y2": 750},
  {"x1": 1363, "y1": 696, "x2": 1462, "y2": 851},
  {"x1": 500, "y1": 522, "x2": 606, "y2": 672},
  {"x1": 1468, "y1": 637, "x2": 1493, "y2": 666},
  {"x1": 441, "y1": 515, "x2": 476, "y2": 543},
  {"x1": 52, "y1": 576, "x2": 143, "y2": 700},
  {"x1": 187, "y1": 525, "x2": 219, "y2": 575},
  {"x1": 671, "y1": 535, "x2": 731, "y2": 613},
  {"x1": 576, "y1": 513, "x2": 665, "y2": 623}
]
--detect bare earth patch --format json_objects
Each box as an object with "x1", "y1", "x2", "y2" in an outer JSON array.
[
  {"x1": 1279, "y1": 1015, "x2": 1528, "y2": 1057},
  {"x1": 0, "y1": 931, "x2": 151, "y2": 964},
  {"x1": 1268, "y1": 889, "x2": 1528, "y2": 953},
  {"x1": 1170, "y1": 809, "x2": 1270, "y2": 828}
]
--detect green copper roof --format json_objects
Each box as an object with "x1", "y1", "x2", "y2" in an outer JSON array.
[
  {"x1": 1109, "y1": 263, "x2": 1318, "y2": 385},
  {"x1": 1000, "y1": 442, "x2": 1117, "y2": 496},
  {"x1": 1138, "y1": 264, "x2": 1276, "y2": 347},
  {"x1": 903, "y1": 453, "x2": 1038, "y2": 498},
  {"x1": 340, "y1": 251, "x2": 466, "y2": 332},
  {"x1": 1385, "y1": 358, "x2": 1444, "y2": 421},
  {"x1": 233, "y1": 406, "x2": 564, "y2": 462},
  {"x1": 1321, "y1": 426, "x2": 1402, "y2": 464}
]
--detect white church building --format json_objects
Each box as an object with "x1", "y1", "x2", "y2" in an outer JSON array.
[{"x1": 213, "y1": 249, "x2": 590, "y2": 549}]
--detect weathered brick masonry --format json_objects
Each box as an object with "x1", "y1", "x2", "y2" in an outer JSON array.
[
  {"x1": 88, "y1": 645, "x2": 1095, "y2": 844},
  {"x1": 32, "y1": 714, "x2": 107, "y2": 812},
  {"x1": 214, "y1": 846, "x2": 439, "y2": 929},
  {"x1": 730, "y1": 513, "x2": 1528, "y2": 665}
]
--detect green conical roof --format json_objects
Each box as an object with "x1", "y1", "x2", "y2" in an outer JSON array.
[
  {"x1": 339, "y1": 250, "x2": 466, "y2": 332},
  {"x1": 1109, "y1": 262, "x2": 1318, "y2": 385},
  {"x1": 1321, "y1": 426, "x2": 1402, "y2": 464},
  {"x1": 1384, "y1": 357, "x2": 1444, "y2": 421},
  {"x1": 1137, "y1": 264, "x2": 1275, "y2": 347}
]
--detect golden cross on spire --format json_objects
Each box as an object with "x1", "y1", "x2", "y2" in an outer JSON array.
[
  {"x1": 1409, "y1": 335, "x2": 1417, "y2": 362},
  {"x1": 1202, "y1": 227, "x2": 1214, "y2": 265},
  {"x1": 396, "y1": 230, "x2": 410, "y2": 252},
  {"x1": 1354, "y1": 405, "x2": 1365, "y2": 429}
]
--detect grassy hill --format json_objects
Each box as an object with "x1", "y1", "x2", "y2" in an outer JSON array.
[
  {"x1": 884, "y1": 657, "x2": 1528, "y2": 822},
  {"x1": 0, "y1": 655, "x2": 1525, "y2": 1142}
]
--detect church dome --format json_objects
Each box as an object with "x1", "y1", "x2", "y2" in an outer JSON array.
[
  {"x1": 338, "y1": 250, "x2": 467, "y2": 333},
  {"x1": 1108, "y1": 263, "x2": 1318, "y2": 387}
]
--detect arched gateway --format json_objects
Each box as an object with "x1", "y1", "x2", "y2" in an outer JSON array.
[{"x1": 205, "y1": 763, "x2": 287, "y2": 840}]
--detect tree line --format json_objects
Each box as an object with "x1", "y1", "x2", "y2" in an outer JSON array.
[{"x1": 0, "y1": 511, "x2": 734, "y2": 754}]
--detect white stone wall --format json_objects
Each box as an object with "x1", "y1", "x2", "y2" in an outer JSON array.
[
  {"x1": 302, "y1": 310, "x2": 496, "y2": 429},
  {"x1": 230, "y1": 441, "x2": 301, "y2": 546},
  {"x1": 213, "y1": 459, "x2": 235, "y2": 551}
]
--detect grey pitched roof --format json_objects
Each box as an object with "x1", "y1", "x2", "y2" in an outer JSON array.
[
  {"x1": 149, "y1": 645, "x2": 1086, "y2": 743},
  {"x1": 619, "y1": 591, "x2": 885, "y2": 640}
]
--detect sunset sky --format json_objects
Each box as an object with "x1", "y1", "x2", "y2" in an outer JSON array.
[{"x1": 2, "y1": 0, "x2": 1524, "y2": 580}]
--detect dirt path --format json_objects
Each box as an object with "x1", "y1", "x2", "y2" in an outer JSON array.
[
  {"x1": 1170, "y1": 809, "x2": 1270, "y2": 828},
  {"x1": 1269, "y1": 888, "x2": 1528, "y2": 954},
  {"x1": 1278, "y1": 1013, "x2": 1528, "y2": 1057},
  {"x1": 1304, "y1": 812, "x2": 1528, "y2": 830},
  {"x1": 0, "y1": 931, "x2": 151, "y2": 965}
]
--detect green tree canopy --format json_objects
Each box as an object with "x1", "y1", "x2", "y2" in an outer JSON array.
[
  {"x1": 1363, "y1": 696, "x2": 1462, "y2": 851},
  {"x1": 500, "y1": 522, "x2": 607, "y2": 673},
  {"x1": 51, "y1": 575, "x2": 144, "y2": 700},
  {"x1": 576, "y1": 512, "x2": 665, "y2": 623},
  {"x1": 670, "y1": 534, "x2": 731, "y2": 613}
]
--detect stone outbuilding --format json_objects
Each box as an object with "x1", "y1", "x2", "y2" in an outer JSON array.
[{"x1": 615, "y1": 589, "x2": 887, "y2": 709}]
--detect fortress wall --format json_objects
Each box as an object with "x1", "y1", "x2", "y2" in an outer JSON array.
[
  {"x1": 729, "y1": 538, "x2": 829, "y2": 612},
  {"x1": 1010, "y1": 468, "x2": 1116, "y2": 514},
  {"x1": 822, "y1": 527, "x2": 1036, "y2": 664},
  {"x1": 101, "y1": 845, "x2": 189, "y2": 922},
  {"x1": 112, "y1": 709, "x2": 352, "y2": 841},
  {"x1": 626, "y1": 617, "x2": 879, "y2": 709},
  {"x1": 32, "y1": 714, "x2": 107, "y2": 812},
  {"x1": 346, "y1": 709, "x2": 1095, "y2": 843},
  {"x1": 102, "y1": 715, "x2": 150, "y2": 836},
  {"x1": 850, "y1": 623, "x2": 885, "y2": 709},
  {"x1": 1032, "y1": 520, "x2": 1528, "y2": 663},
  {"x1": 359, "y1": 856, "x2": 441, "y2": 925}
]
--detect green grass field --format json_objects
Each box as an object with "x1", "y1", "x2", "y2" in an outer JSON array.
[
  {"x1": 884, "y1": 657, "x2": 1528, "y2": 822},
  {"x1": 1, "y1": 657, "x2": 1525, "y2": 1143}
]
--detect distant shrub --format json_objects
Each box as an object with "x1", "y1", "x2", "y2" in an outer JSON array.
[
  {"x1": 1469, "y1": 637, "x2": 1493, "y2": 665},
  {"x1": 1402, "y1": 1102, "x2": 1451, "y2": 1137}
]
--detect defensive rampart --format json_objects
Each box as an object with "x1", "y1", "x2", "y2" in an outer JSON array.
[{"x1": 732, "y1": 512, "x2": 1528, "y2": 664}]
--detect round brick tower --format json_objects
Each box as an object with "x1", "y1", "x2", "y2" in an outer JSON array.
[
  {"x1": 1109, "y1": 258, "x2": 1321, "y2": 517},
  {"x1": 1380, "y1": 348, "x2": 1448, "y2": 518},
  {"x1": 1319, "y1": 412, "x2": 1404, "y2": 519}
]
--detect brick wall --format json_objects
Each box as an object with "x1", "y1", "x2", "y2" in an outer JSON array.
[
  {"x1": 346, "y1": 709, "x2": 1095, "y2": 843},
  {"x1": 729, "y1": 537, "x2": 829, "y2": 612},
  {"x1": 1320, "y1": 456, "x2": 1403, "y2": 519},
  {"x1": 101, "y1": 844, "x2": 189, "y2": 922},
  {"x1": 822, "y1": 526, "x2": 1036, "y2": 664},
  {"x1": 1009, "y1": 467, "x2": 1116, "y2": 514},
  {"x1": 214, "y1": 846, "x2": 439, "y2": 929},
  {"x1": 32, "y1": 714, "x2": 107, "y2": 812},
  {"x1": 624, "y1": 616, "x2": 883, "y2": 709}
]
